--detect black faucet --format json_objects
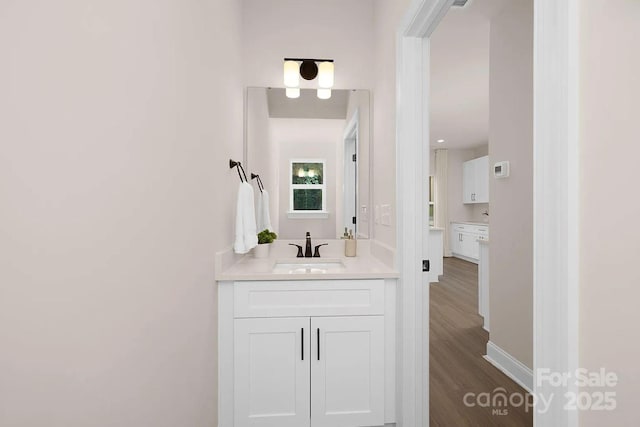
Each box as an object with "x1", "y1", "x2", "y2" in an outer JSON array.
[
  {"x1": 290, "y1": 233, "x2": 326, "y2": 258},
  {"x1": 305, "y1": 232, "x2": 312, "y2": 258}
]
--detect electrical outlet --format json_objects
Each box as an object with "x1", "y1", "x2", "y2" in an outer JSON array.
[
  {"x1": 361, "y1": 205, "x2": 368, "y2": 222},
  {"x1": 374, "y1": 205, "x2": 380, "y2": 224}
]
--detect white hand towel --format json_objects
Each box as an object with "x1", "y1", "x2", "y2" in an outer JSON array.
[
  {"x1": 256, "y1": 190, "x2": 273, "y2": 232},
  {"x1": 233, "y1": 182, "x2": 258, "y2": 254}
]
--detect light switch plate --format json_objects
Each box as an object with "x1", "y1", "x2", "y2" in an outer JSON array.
[{"x1": 381, "y1": 204, "x2": 391, "y2": 226}]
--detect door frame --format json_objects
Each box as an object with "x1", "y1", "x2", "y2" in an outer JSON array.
[
  {"x1": 343, "y1": 109, "x2": 359, "y2": 236},
  {"x1": 395, "y1": 0, "x2": 579, "y2": 426}
]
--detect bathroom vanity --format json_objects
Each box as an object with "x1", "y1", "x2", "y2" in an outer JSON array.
[{"x1": 216, "y1": 241, "x2": 398, "y2": 427}]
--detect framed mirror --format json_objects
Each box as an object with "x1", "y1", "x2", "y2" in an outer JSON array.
[{"x1": 244, "y1": 87, "x2": 371, "y2": 240}]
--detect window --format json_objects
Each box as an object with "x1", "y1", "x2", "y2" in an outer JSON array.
[{"x1": 289, "y1": 160, "x2": 328, "y2": 218}]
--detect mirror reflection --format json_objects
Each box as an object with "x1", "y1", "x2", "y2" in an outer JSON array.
[{"x1": 245, "y1": 87, "x2": 371, "y2": 240}]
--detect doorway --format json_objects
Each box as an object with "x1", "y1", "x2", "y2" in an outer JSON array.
[{"x1": 394, "y1": 0, "x2": 579, "y2": 426}]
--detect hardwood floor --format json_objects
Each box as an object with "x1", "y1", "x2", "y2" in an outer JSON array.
[{"x1": 430, "y1": 257, "x2": 533, "y2": 427}]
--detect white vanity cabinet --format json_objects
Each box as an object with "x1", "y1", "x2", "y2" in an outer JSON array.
[{"x1": 219, "y1": 279, "x2": 396, "y2": 427}]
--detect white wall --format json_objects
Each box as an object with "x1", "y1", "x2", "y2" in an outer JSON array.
[
  {"x1": 0, "y1": 1, "x2": 243, "y2": 425},
  {"x1": 487, "y1": 0, "x2": 534, "y2": 368},
  {"x1": 242, "y1": 0, "x2": 375, "y2": 90},
  {"x1": 271, "y1": 119, "x2": 344, "y2": 239},
  {"x1": 579, "y1": 1, "x2": 640, "y2": 425}
]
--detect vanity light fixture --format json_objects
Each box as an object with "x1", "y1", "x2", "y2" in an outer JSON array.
[
  {"x1": 283, "y1": 60, "x2": 300, "y2": 88},
  {"x1": 437, "y1": 139, "x2": 445, "y2": 143},
  {"x1": 283, "y1": 58, "x2": 334, "y2": 99}
]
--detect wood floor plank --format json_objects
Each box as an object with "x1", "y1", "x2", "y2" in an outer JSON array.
[{"x1": 430, "y1": 257, "x2": 533, "y2": 427}]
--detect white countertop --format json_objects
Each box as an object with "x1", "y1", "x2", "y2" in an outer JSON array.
[
  {"x1": 450, "y1": 221, "x2": 490, "y2": 226},
  {"x1": 215, "y1": 239, "x2": 399, "y2": 282}
]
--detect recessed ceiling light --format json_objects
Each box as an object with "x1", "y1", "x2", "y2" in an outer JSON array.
[{"x1": 437, "y1": 139, "x2": 445, "y2": 143}]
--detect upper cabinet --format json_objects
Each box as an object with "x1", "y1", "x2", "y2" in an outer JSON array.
[{"x1": 463, "y1": 156, "x2": 489, "y2": 204}]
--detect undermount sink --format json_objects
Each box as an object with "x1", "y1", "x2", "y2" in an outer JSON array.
[{"x1": 272, "y1": 258, "x2": 345, "y2": 274}]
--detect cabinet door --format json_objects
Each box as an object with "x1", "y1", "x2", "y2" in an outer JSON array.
[
  {"x1": 234, "y1": 317, "x2": 310, "y2": 427},
  {"x1": 460, "y1": 232, "x2": 476, "y2": 259},
  {"x1": 462, "y1": 160, "x2": 475, "y2": 204},
  {"x1": 311, "y1": 316, "x2": 385, "y2": 427},
  {"x1": 475, "y1": 156, "x2": 490, "y2": 203},
  {"x1": 470, "y1": 234, "x2": 480, "y2": 260},
  {"x1": 450, "y1": 228, "x2": 461, "y2": 255}
]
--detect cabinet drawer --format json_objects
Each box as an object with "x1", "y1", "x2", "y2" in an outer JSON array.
[
  {"x1": 234, "y1": 280, "x2": 385, "y2": 318},
  {"x1": 452, "y1": 224, "x2": 467, "y2": 232},
  {"x1": 472, "y1": 227, "x2": 489, "y2": 236}
]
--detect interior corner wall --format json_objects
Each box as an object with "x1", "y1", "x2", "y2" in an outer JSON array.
[
  {"x1": 579, "y1": 1, "x2": 640, "y2": 425},
  {"x1": 487, "y1": 0, "x2": 534, "y2": 369},
  {"x1": 372, "y1": 0, "x2": 412, "y2": 248},
  {"x1": 0, "y1": 0, "x2": 243, "y2": 425}
]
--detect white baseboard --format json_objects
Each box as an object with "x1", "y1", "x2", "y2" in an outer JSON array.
[
  {"x1": 484, "y1": 341, "x2": 533, "y2": 393},
  {"x1": 451, "y1": 253, "x2": 479, "y2": 264}
]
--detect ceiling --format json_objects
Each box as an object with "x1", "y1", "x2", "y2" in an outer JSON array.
[
  {"x1": 266, "y1": 88, "x2": 349, "y2": 119},
  {"x1": 429, "y1": 0, "x2": 509, "y2": 150}
]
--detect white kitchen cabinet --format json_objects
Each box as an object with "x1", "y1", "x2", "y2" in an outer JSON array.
[
  {"x1": 311, "y1": 316, "x2": 385, "y2": 427},
  {"x1": 462, "y1": 159, "x2": 475, "y2": 204},
  {"x1": 234, "y1": 317, "x2": 310, "y2": 427},
  {"x1": 450, "y1": 223, "x2": 489, "y2": 264},
  {"x1": 462, "y1": 156, "x2": 489, "y2": 204},
  {"x1": 450, "y1": 227, "x2": 462, "y2": 255},
  {"x1": 475, "y1": 156, "x2": 489, "y2": 203}
]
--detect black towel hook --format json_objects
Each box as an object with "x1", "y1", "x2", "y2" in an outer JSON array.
[
  {"x1": 229, "y1": 159, "x2": 248, "y2": 183},
  {"x1": 251, "y1": 173, "x2": 264, "y2": 192}
]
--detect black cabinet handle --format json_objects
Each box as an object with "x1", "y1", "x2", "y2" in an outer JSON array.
[
  {"x1": 301, "y1": 328, "x2": 304, "y2": 361},
  {"x1": 317, "y1": 328, "x2": 320, "y2": 361}
]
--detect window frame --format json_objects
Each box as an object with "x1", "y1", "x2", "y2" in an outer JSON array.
[{"x1": 288, "y1": 159, "x2": 328, "y2": 219}]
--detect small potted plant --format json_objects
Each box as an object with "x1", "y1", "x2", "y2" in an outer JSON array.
[{"x1": 254, "y1": 229, "x2": 277, "y2": 258}]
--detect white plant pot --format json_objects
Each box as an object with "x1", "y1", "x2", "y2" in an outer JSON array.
[{"x1": 253, "y1": 243, "x2": 270, "y2": 258}]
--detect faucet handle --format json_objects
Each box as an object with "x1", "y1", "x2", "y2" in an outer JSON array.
[
  {"x1": 313, "y1": 243, "x2": 328, "y2": 258},
  {"x1": 288, "y1": 243, "x2": 304, "y2": 258}
]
